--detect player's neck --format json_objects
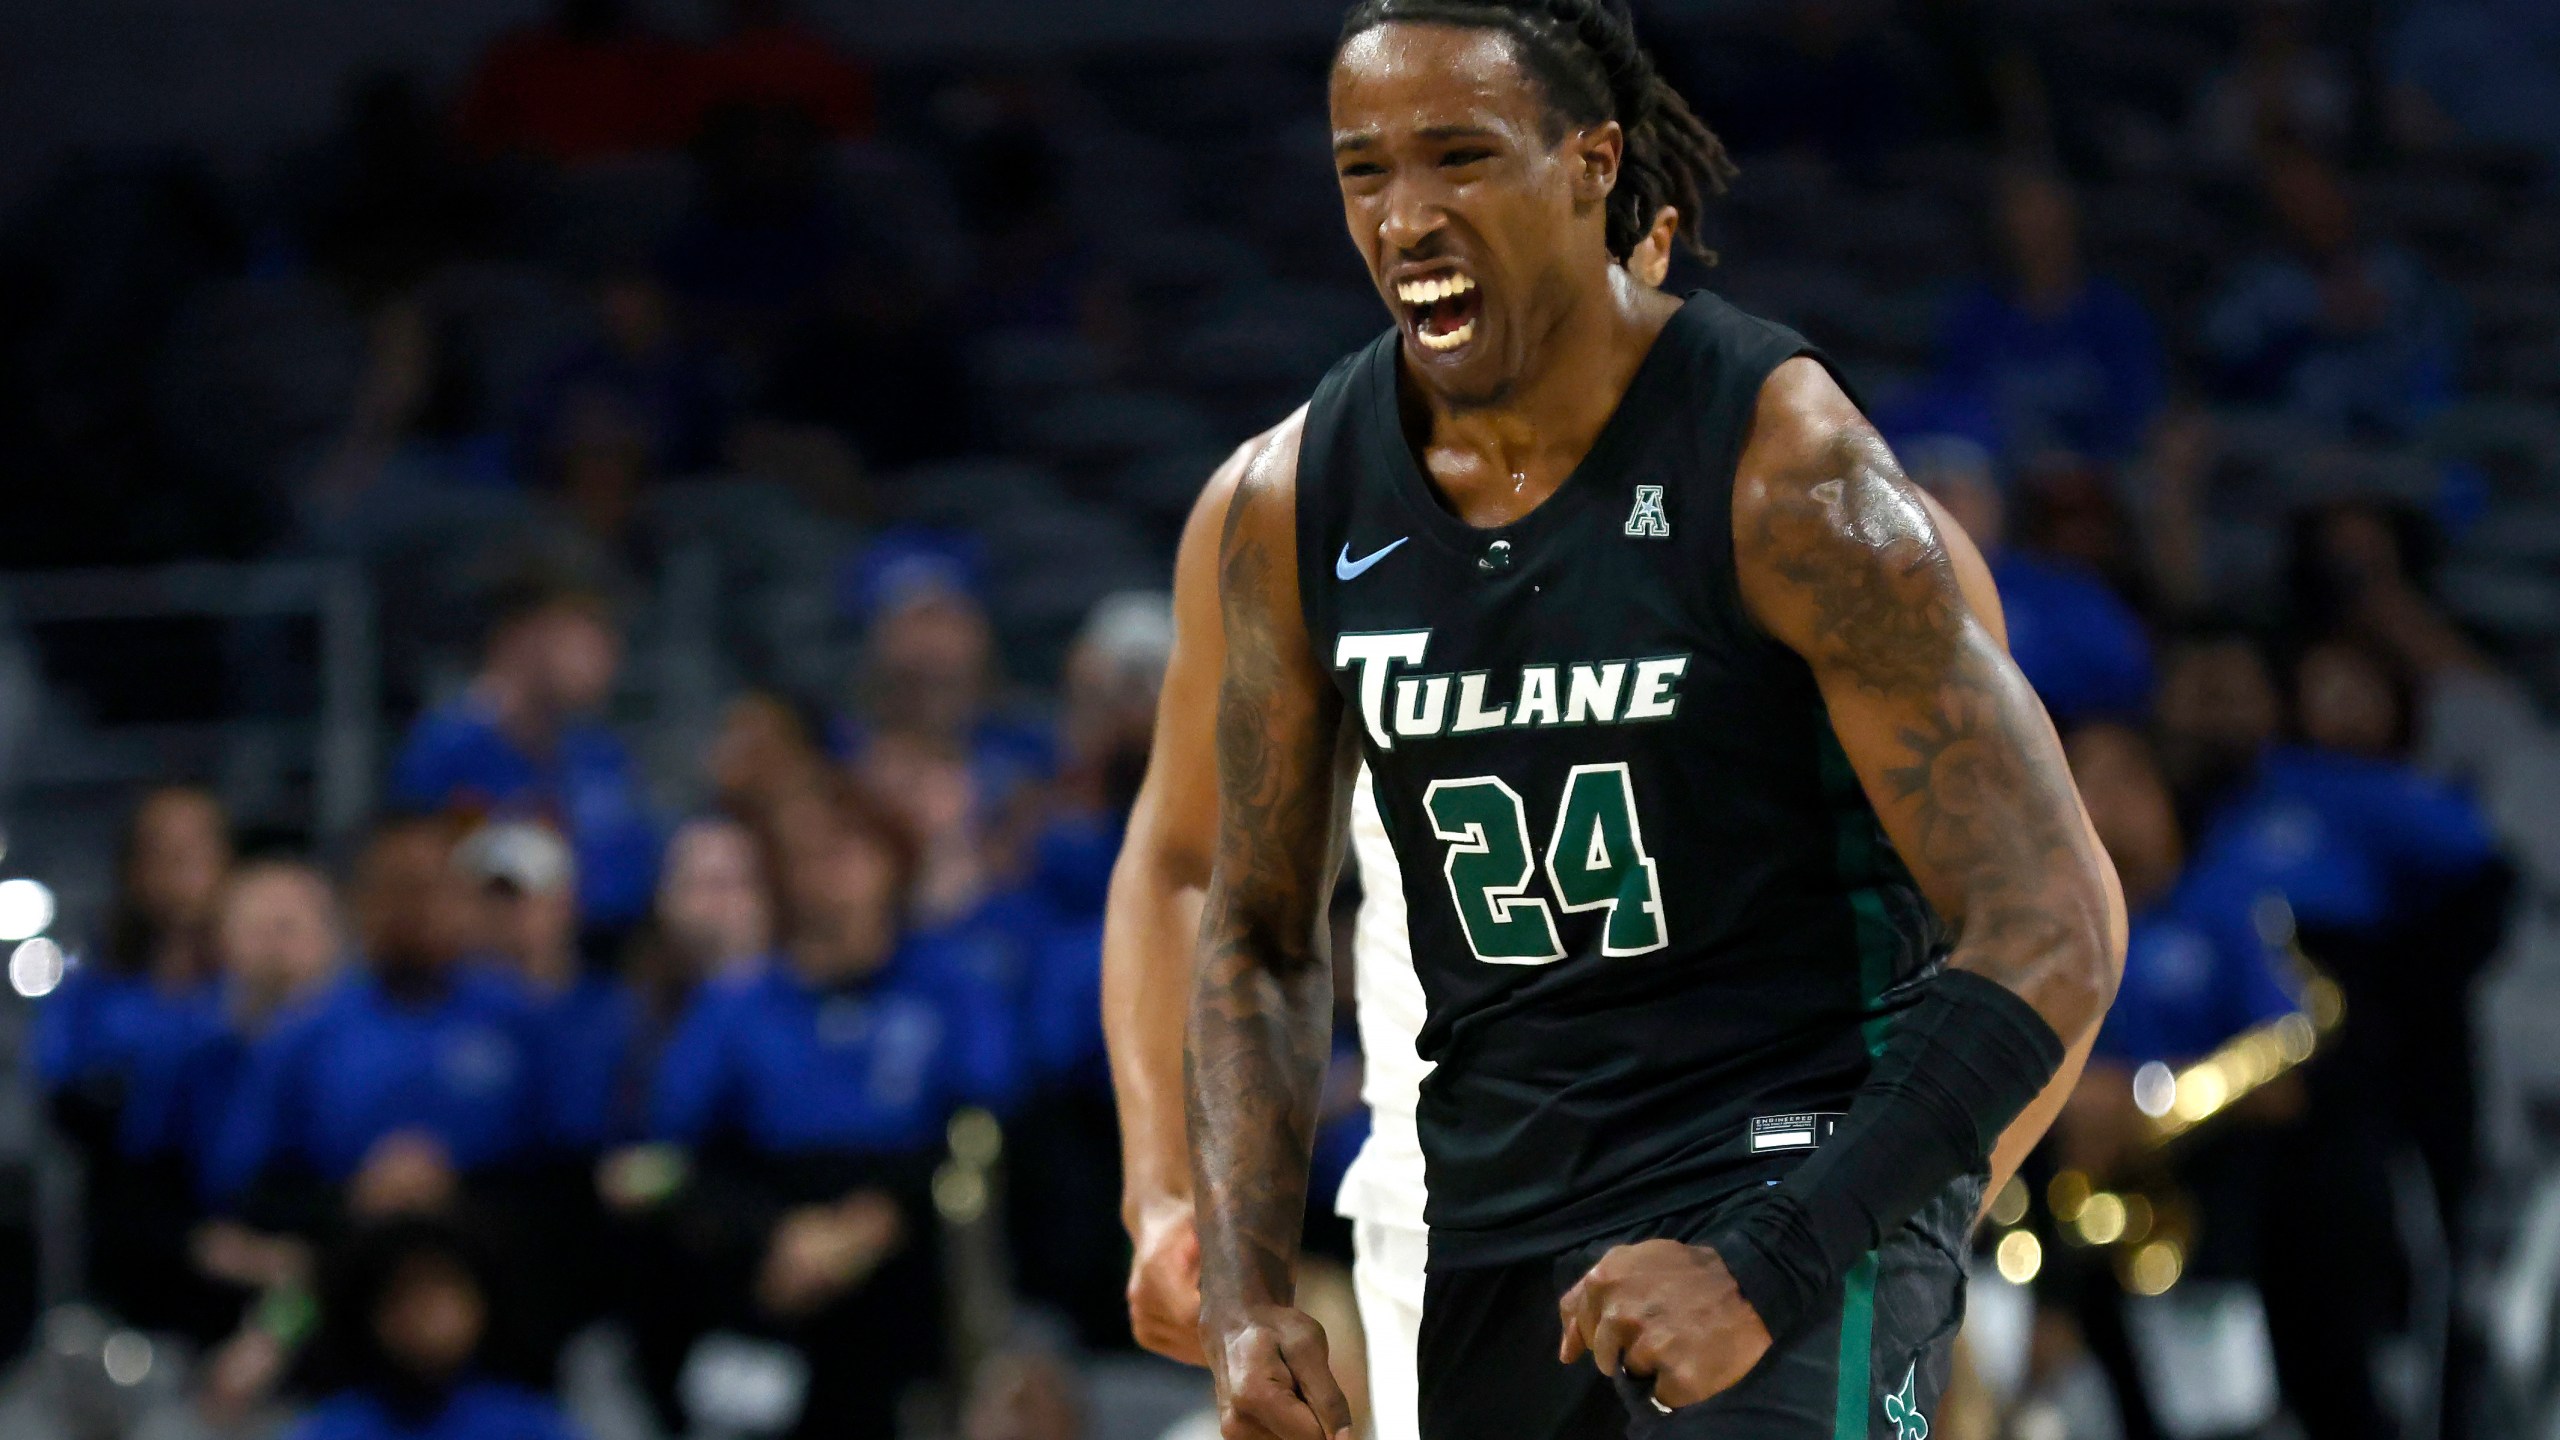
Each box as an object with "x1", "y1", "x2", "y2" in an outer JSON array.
[{"x1": 1410, "y1": 272, "x2": 1676, "y2": 529}]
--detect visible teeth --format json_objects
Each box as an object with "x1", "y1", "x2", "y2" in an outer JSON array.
[
  {"x1": 1394, "y1": 273, "x2": 1475, "y2": 306},
  {"x1": 1415, "y1": 318, "x2": 1476, "y2": 352}
]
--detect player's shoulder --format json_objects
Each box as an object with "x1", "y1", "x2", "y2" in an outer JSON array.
[
  {"x1": 1729, "y1": 354, "x2": 1880, "y2": 531},
  {"x1": 1210, "y1": 406, "x2": 1313, "y2": 546},
  {"x1": 1182, "y1": 415, "x2": 1302, "y2": 542}
]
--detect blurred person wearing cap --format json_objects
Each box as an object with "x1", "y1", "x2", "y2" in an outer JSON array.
[
  {"x1": 455, "y1": 821, "x2": 635, "y2": 1159},
  {"x1": 1903, "y1": 434, "x2": 2154, "y2": 726},
  {"x1": 843, "y1": 530, "x2": 1055, "y2": 928},
  {"x1": 628, "y1": 777, "x2": 978, "y2": 1437},
  {"x1": 389, "y1": 572, "x2": 663, "y2": 932},
  {"x1": 207, "y1": 816, "x2": 548, "y2": 1239},
  {"x1": 459, "y1": 817, "x2": 683, "y2": 1363}
]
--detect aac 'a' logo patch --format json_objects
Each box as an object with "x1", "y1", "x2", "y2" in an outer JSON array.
[
  {"x1": 1624, "y1": 484, "x2": 1670, "y2": 538},
  {"x1": 1882, "y1": 1362, "x2": 1928, "y2": 1440}
]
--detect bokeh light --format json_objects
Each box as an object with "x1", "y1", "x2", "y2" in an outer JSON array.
[
  {"x1": 8, "y1": 938, "x2": 64, "y2": 999},
  {"x1": 0, "y1": 879, "x2": 55, "y2": 942},
  {"x1": 1995, "y1": 1229, "x2": 2043, "y2": 1285}
]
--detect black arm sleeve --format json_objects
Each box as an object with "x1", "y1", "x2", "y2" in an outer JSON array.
[{"x1": 1706, "y1": 969, "x2": 2065, "y2": 1341}]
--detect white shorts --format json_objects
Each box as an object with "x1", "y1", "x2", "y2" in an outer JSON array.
[{"x1": 1351, "y1": 1218, "x2": 1426, "y2": 1440}]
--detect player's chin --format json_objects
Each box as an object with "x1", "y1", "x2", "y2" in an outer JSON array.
[{"x1": 1398, "y1": 324, "x2": 1511, "y2": 406}]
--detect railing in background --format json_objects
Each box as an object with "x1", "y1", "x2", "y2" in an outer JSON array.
[{"x1": 0, "y1": 560, "x2": 379, "y2": 849}]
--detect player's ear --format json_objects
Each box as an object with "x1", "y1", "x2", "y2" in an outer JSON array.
[{"x1": 1569, "y1": 120, "x2": 1623, "y2": 204}]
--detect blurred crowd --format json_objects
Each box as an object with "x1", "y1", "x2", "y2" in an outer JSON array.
[
  {"x1": 32, "y1": 559, "x2": 1169, "y2": 1440},
  {"x1": 2, "y1": 0, "x2": 2559, "y2": 1437}
]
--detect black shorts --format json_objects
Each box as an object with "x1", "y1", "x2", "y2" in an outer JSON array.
[{"x1": 1416, "y1": 1177, "x2": 1977, "y2": 1440}]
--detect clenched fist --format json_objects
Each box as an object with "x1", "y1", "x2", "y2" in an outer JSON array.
[
  {"x1": 1125, "y1": 1195, "x2": 1205, "y2": 1365},
  {"x1": 1558, "y1": 1239, "x2": 1772, "y2": 1410},
  {"x1": 1202, "y1": 1303, "x2": 1356, "y2": 1440}
]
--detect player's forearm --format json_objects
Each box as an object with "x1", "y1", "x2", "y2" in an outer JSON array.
[
  {"x1": 1102, "y1": 840, "x2": 1208, "y2": 1225},
  {"x1": 1978, "y1": 809, "x2": 2126, "y2": 1215},
  {"x1": 1982, "y1": 1024, "x2": 2097, "y2": 1223},
  {"x1": 1186, "y1": 890, "x2": 1332, "y2": 1320}
]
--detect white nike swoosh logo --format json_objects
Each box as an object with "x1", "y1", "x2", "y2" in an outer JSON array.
[{"x1": 1336, "y1": 537, "x2": 1410, "y2": 581}]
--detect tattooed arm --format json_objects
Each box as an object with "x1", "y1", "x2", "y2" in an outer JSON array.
[
  {"x1": 1103, "y1": 434, "x2": 1273, "y2": 1366},
  {"x1": 1733, "y1": 359, "x2": 2120, "y2": 1047},
  {"x1": 1187, "y1": 416, "x2": 1360, "y2": 1440},
  {"x1": 1559, "y1": 360, "x2": 2122, "y2": 1407}
]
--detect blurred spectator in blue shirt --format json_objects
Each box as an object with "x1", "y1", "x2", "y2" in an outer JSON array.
[
  {"x1": 454, "y1": 820, "x2": 629, "y2": 1152},
  {"x1": 2072, "y1": 726, "x2": 2299, "y2": 1073},
  {"x1": 38, "y1": 787, "x2": 230, "y2": 1125},
  {"x1": 844, "y1": 533, "x2": 1054, "y2": 928},
  {"x1": 290, "y1": 1218, "x2": 579, "y2": 1440},
  {"x1": 390, "y1": 574, "x2": 660, "y2": 930},
  {"x1": 150, "y1": 861, "x2": 349, "y2": 1173},
  {"x1": 2049, "y1": 724, "x2": 2311, "y2": 1439},
  {"x1": 622, "y1": 778, "x2": 960, "y2": 1438},
  {"x1": 1935, "y1": 170, "x2": 2166, "y2": 465},
  {"x1": 2056, "y1": 720, "x2": 2303, "y2": 1190},
  {"x1": 2202, "y1": 143, "x2": 2462, "y2": 440},
  {"x1": 2166, "y1": 636, "x2": 2510, "y2": 1439},
  {"x1": 208, "y1": 817, "x2": 547, "y2": 1233},
  {"x1": 2190, "y1": 641, "x2": 2500, "y2": 942},
  {"x1": 1905, "y1": 436, "x2": 2153, "y2": 724},
  {"x1": 161, "y1": 862, "x2": 348, "y2": 1341},
  {"x1": 36, "y1": 785, "x2": 231, "y2": 1331}
]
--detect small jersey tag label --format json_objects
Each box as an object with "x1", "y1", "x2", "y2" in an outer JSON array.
[{"x1": 1749, "y1": 1113, "x2": 1843, "y2": 1152}]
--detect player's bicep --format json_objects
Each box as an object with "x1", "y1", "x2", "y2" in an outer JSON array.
[{"x1": 1734, "y1": 370, "x2": 2113, "y2": 1021}]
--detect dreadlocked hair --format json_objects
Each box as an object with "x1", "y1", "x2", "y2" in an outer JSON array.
[{"x1": 1338, "y1": 0, "x2": 1737, "y2": 263}]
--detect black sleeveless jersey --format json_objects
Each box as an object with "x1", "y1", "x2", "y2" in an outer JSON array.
[{"x1": 1295, "y1": 292, "x2": 1943, "y2": 1266}]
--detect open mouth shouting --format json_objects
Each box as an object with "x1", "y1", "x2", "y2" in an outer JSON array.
[{"x1": 1394, "y1": 267, "x2": 1484, "y2": 354}]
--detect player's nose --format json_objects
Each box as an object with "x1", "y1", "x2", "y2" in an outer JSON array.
[{"x1": 1375, "y1": 179, "x2": 1448, "y2": 258}]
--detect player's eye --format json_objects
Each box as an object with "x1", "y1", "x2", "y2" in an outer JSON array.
[
  {"x1": 1439, "y1": 148, "x2": 1495, "y2": 169},
  {"x1": 1339, "y1": 161, "x2": 1387, "y2": 180}
]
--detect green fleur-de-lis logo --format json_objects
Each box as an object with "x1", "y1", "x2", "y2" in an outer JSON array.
[{"x1": 1882, "y1": 1362, "x2": 1928, "y2": 1440}]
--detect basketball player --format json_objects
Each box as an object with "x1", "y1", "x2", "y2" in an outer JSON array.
[
  {"x1": 1106, "y1": 205, "x2": 1685, "y2": 1430},
  {"x1": 1110, "y1": 149, "x2": 2069, "y2": 1440},
  {"x1": 1184, "y1": 5, "x2": 2126, "y2": 1440}
]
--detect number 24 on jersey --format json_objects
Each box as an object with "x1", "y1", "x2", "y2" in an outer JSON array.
[{"x1": 1423, "y1": 762, "x2": 1666, "y2": 963}]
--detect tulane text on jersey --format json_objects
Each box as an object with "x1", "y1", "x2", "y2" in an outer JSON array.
[{"x1": 1334, "y1": 632, "x2": 1689, "y2": 747}]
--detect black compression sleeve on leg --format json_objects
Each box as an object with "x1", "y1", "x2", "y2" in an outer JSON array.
[{"x1": 1706, "y1": 969, "x2": 2065, "y2": 1341}]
